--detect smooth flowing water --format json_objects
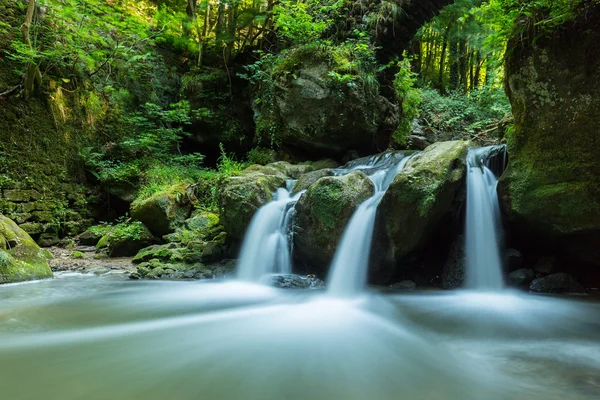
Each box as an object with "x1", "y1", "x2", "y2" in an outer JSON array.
[
  {"x1": 465, "y1": 145, "x2": 506, "y2": 290},
  {"x1": 236, "y1": 184, "x2": 302, "y2": 281},
  {"x1": 1, "y1": 273, "x2": 600, "y2": 400},
  {"x1": 327, "y1": 153, "x2": 418, "y2": 297}
]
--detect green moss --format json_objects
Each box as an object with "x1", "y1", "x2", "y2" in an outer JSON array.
[{"x1": 71, "y1": 251, "x2": 84, "y2": 259}]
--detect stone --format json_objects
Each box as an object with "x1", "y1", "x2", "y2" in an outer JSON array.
[
  {"x1": 70, "y1": 251, "x2": 84, "y2": 259},
  {"x1": 442, "y1": 235, "x2": 466, "y2": 289},
  {"x1": 499, "y1": 3, "x2": 600, "y2": 269},
  {"x1": 260, "y1": 274, "x2": 326, "y2": 289},
  {"x1": 79, "y1": 228, "x2": 105, "y2": 246},
  {"x1": 294, "y1": 171, "x2": 375, "y2": 273},
  {"x1": 508, "y1": 269, "x2": 536, "y2": 287},
  {"x1": 11, "y1": 213, "x2": 32, "y2": 224},
  {"x1": 389, "y1": 280, "x2": 417, "y2": 290},
  {"x1": 530, "y1": 273, "x2": 585, "y2": 294},
  {"x1": 30, "y1": 211, "x2": 54, "y2": 222},
  {"x1": 3, "y1": 189, "x2": 39, "y2": 202},
  {"x1": 292, "y1": 169, "x2": 336, "y2": 194},
  {"x1": 535, "y1": 256, "x2": 561, "y2": 274},
  {"x1": 220, "y1": 165, "x2": 287, "y2": 239},
  {"x1": 251, "y1": 46, "x2": 399, "y2": 158},
  {"x1": 0, "y1": 214, "x2": 53, "y2": 284},
  {"x1": 37, "y1": 232, "x2": 60, "y2": 247},
  {"x1": 406, "y1": 135, "x2": 430, "y2": 150},
  {"x1": 18, "y1": 222, "x2": 44, "y2": 235},
  {"x1": 376, "y1": 141, "x2": 469, "y2": 282},
  {"x1": 130, "y1": 186, "x2": 192, "y2": 237}
]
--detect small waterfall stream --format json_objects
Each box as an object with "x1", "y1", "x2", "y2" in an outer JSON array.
[
  {"x1": 236, "y1": 182, "x2": 302, "y2": 281},
  {"x1": 465, "y1": 145, "x2": 507, "y2": 290},
  {"x1": 327, "y1": 153, "x2": 418, "y2": 297}
]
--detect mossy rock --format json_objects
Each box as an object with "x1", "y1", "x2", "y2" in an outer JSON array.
[
  {"x1": 375, "y1": 140, "x2": 469, "y2": 282},
  {"x1": 220, "y1": 166, "x2": 287, "y2": 239},
  {"x1": 0, "y1": 214, "x2": 53, "y2": 284},
  {"x1": 95, "y1": 222, "x2": 155, "y2": 257},
  {"x1": 70, "y1": 251, "x2": 84, "y2": 259},
  {"x1": 292, "y1": 168, "x2": 336, "y2": 194},
  {"x1": 131, "y1": 185, "x2": 192, "y2": 237},
  {"x1": 294, "y1": 171, "x2": 374, "y2": 273},
  {"x1": 500, "y1": 6, "x2": 600, "y2": 267}
]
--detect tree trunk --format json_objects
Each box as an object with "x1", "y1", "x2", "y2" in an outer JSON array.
[
  {"x1": 410, "y1": 39, "x2": 421, "y2": 74},
  {"x1": 21, "y1": 0, "x2": 41, "y2": 97},
  {"x1": 458, "y1": 38, "x2": 467, "y2": 92},
  {"x1": 449, "y1": 39, "x2": 459, "y2": 90},
  {"x1": 216, "y1": 1, "x2": 226, "y2": 45},
  {"x1": 469, "y1": 50, "x2": 475, "y2": 91},
  {"x1": 224, "y1": 1, "x2": 236, "y2": 63},
  {"x1": 198, "y1": 0, "x2": 210, "y2": 67},
  {"x1": 473, "y1": 51, "x2": 482, "y2": 89}
]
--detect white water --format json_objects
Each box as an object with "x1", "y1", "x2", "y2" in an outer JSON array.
[
  {"x1": 327, "y1": 153, "x2": 418, "y2": 297},
  {"x1": 465, "y1": 146, "x2": 506, "y2": 290},
  {"x1": 236, "y1": 184, "x2": 302, "y2": 281}
]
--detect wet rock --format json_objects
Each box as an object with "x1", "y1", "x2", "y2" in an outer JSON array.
[
  {"x1": 535, "y1": 256, "x2": 561, "y2": 274},
  {"x1": 131, "y1": 186, "x2": 192, "y2": 237},
  {"x1": 0, "y1": 214, "x2": 53, "y2": 284},
  {"x1": 506, "y1": 248, "x2": 523, "y2": 271},
  {"x1": 261, "y1": 274, "x2": 325, "y2": 289},
  {"x1": 292, "y1": 169, "x2": 336, "y2": 194},
  {"x1": 530, "y1": 273, "x2": 585, "y2": 294},
  {"x1": 220, "y1": 165, "x2": 287, "y2": 239},
  {"x1": 70, "y1": 251, "x2": 84, "y2": 259},
  {"x1": 294, "y1": 171, "x2": 375, "y2": 272},
  {"x1": 79, "y1": 229, "x2": 105, "y2": 246},
  {"x1": 377, "y1": 141, "x2": 469, "y2": 282},
  {"x1": 508, "y1": 268, "x2": 535, "y2": 287},
  {"x1": 406, "y1": 135, "x2": 430, "y2": 150},
  {"x1": 37, "y1": 232, "x2": 59, "y2": 247},
  {"x1": 389, "y1": 280, "x2": 417, "y2": 290},
  {"x1": 442, "y1": 235, "x2": 466, "y2": 289}
]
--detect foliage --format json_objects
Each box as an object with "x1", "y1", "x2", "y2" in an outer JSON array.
[
  {"x1": 393, "y1": 58, "x2": 422, "y2": 144},
  {"x1": 273, "y1": 0, "x2": 341, "y2": 45},
  {"x1": 418, "y1": 85, "x2": 511, "y2": 137},
  {"x1": 93, "y1": 218, "x2": 148, "y2": 243}
]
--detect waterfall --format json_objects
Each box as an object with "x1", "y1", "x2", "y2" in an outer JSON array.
[
  {"x1": 464, "y1": 145, "x2": 507, "y2": 290},
  {"x1": 327, "y1": 153, "x2": 418, "y2": 297},
  {"x1": 236, "y1": 183, "x2": 302, "y2": 282}
]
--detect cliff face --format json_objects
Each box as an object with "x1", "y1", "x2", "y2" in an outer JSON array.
[{"x1": 499, "y1": 2, "x2": 600, "y2": 272}]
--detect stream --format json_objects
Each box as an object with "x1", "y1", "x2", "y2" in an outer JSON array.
[{"x1": 1, "y1": 272, "x2": 599, "y2": 400}]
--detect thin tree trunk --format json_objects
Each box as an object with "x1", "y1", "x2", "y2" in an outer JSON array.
[
  {"x1": 473, "y1": 51, "x2": 482, "y2": 89},
  {"x1": 449, "y1": 39, "x2": 458, "y2": 90},
  {"x1": 21, "y1": 0, "x2": 42, "y2": 97},
  {"x1": 438, "y1": 22, "x2": 453, "y2": 93},
  {"x1": 198, "y1": 0, "x2": 210, "y2": 66},
  {"x1": 469, "y1": 50, "x2": 475, "y2": 91},
  {"x1": 224, "y1": 1, "x2": 236, "y2": 63},
  {"x1": 458, "y1": 38, "x2": 467, "y2": 92}
]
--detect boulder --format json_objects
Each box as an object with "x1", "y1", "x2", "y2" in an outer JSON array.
[
  {"x1": 292, "y1": 169, "x2": 336, "y2": 194},
  {"x1": 499, "y1": 3, "x2": 600, "y2": 269},
  {"x1": 508, "y1": 268, "x2": 536, "y2": 288},
  {"x1": 375, "y1": 141, "x2": 469, "y2": 282},
  {"x1": 294, "y1": 171, "x2": 374, "y2": 273},
  {"x1": 506, "y1": 248, "x2": 524, "y2": 271},
  {"x1": 389, "y1": 280, "x2": 417, "y2": 290},
  {"x1": 260, "y1": 274, "x2": 325, "y2": 289},
  {"x1": 529, "y1": 273, "x2": 585, "y2": 294},
  {"x1": 97, "y1": 223, "x2": 154, "y2": 257},
  {"x1": 37, "y1": 232, "x2": 59, "y2": 247},
  {"x1": 0, "y1": 214, "x2": 53, "y2": 284},
  {"x1": 252, "y1": 45, "x2": 399, "y2": 158},
  {"x1": 220, "y1": 165, "x2": 287, "y2": 239},
  {"x1": 441, "y1": 235, "x2": 466, "y2": 289},
  {"x1": 79, "y1": 228, "x2": 106, "y2": 246},
  {"x1": 131, "y1": 186, "x2": 191, "y2": 237}
]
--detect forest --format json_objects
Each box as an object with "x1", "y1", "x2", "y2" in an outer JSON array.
[{"x1": 1, "y1": 0, "x2": 600, "y2": 399}]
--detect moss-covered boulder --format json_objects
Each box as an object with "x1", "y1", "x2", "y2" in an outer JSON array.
[
  {"x1": 131, "y1": 185, "x2": 192, "y2": 237},
  {"x1": 220, "y1": 166, "x2": 287, "y2": 239},
  {"x1": 375, "y1": 141, "x2": 469, "y2": 282},
  {"x1": 0, "y1": 214, "x2": 53, "y2": 284},
  {"x1": 294, "y1": 171, "x2": 375, "y2": 272},
  {"x1": 252, "y1": 44, "x2": 399, "y2": 158},
  {"x1": 499, "y1": 4, "x2": 600, "y2": 268},
  {"x1": 292, "y1": 169, "x2": 336, "y2": 194},
  {"x1": 95, "y1": 221, "x2": 154, "y2": 257}
]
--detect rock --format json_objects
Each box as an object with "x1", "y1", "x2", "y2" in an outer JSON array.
[
  {"x1": 252, "y1": 45, "x2": 399, "y2": 158},
  {"x1": 93, "y1": 253, "x2": 108, "y2": 260},
  {"x1": 406, "y1": 135, "x2": 430, "y2": 150},
  {"x1": 260, "y1": 274, "x2": 326, "y2": 289},
  {"x1": 70, "y1": 251, "x2": 84, "y2": 259},
  {"x1": 530, "y1": 273, "x2": 585, "y2": 294},
  {"x1": 185, "y1": 212, "x2": 220, "y2": 232},
  {"x1": 535, "y1": 256, "x2": 561, "y2": 274},
  {"x1": 499, "y1": 3, "x2": 600, "y2": 269},
  {"x1": 508, "y1": 268, "x2": 536, "y2": 287},
  {"x1": 97, "y1": 223, "x2": 154, "y2": 257},
  {"x1": 442, "y1": 235, "x2": 466, "y2": 289},
  {"x1": 37, "y1": 232, "x2": 59, "y2": 247},
  {"x1": 79, "y1": 228, "x2": 105, "y2": 246},
  {"x1": 506, "y1": 248, "x2": 523, "y2": 271},
  {"x1": 294, "y1": 171, "x2": 374, "y2": 272},
  {"x1": 132, "y1": 258, "x2": 235, "y2": 280},
  {"x1": 310, "y1": 159, "x2": 339, "y2": 170},
  {"x1": 292, "y1": 169, "x2": 336, "y2": 194},
  {"x1": 389, "y1": 280, "x2": 417, "y2": 290},
  {"x1": 0, "y1": 214, "x2": 53, "y2": 284},
  {"x1": 132, "y1": 243, "x2": 180, "y2": 264},
  {"x1": 130, "y1": 186, "x2": 191, "y2": 237},
  {"x1": 266, "y1": 161, "x2": 312, "y2": 180},
  {"x1": 18, "y1": 222, "x2": 44, "y2": 235},
  {"x1": 376, "y1": 141, "x2": 469, "y2": 282},
  {"x1": 3, "y1": 189, "x2": 40, "y2": 202},
  {"x1": 220, "y1": 165, "x2": 287, "y2": 239},
  {"x1": 30, "y1": 211, "x2": 54, "y2": 222}
]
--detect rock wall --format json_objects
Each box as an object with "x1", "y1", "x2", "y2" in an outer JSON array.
[{"x1": 499, "y1": 2, "x2": 600, "y2": 276}]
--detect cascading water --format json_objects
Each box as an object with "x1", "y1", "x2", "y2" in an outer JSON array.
[
  {"x1": 464, "y1": 145, "x2": 507, "y2": 290},
  {"x1": 327, "y1": 152, "x2": 419, "y2": 297},
  {"x1": 236, "y1": 182, "x2": 302, "y2": 281}
]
